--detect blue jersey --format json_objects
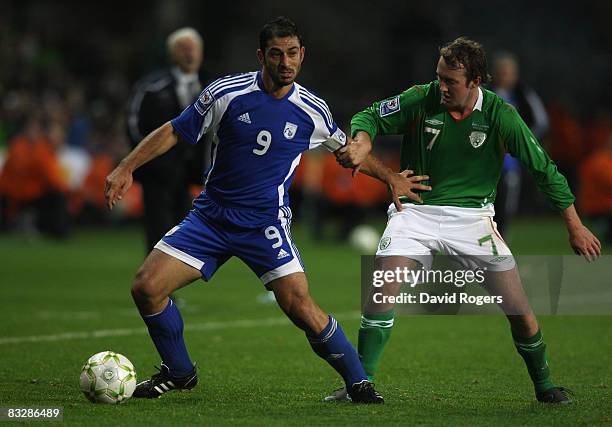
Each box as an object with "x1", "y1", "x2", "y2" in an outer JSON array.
[{"x1": 171, "y1": 71, "x2": 347, "y2": 224}]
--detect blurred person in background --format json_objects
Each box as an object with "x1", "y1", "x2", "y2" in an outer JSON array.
[
  {"x1": 312, "y1": 153, "x2": 389, "y2": 241},
  {"x1": 74, "y1": 119, "x2": 139, "y2": 225},
  {"x1": 546, "y1": 99, "x2": 583, "y2": 185},
  {"x1": 65, "y1": 85, "x2": 91, "y2": 149},
  {"x1": 491, "y1": 52, "x2": 549, "y2": 237},
  {"x1": 127, "y1": 27, "x2": 208, "y2": 253},
  {"x1": 290, "y1": 144, "x2": 394, "y2": 243},
  {"x1": 0, "y1": 115, "x2": 71, "y2": 238},
  {"x1": 579, "y1": 131, "x2": 612, "y2": 243}
]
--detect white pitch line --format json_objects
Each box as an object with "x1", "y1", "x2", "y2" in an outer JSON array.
[{"x1": 0, "y1": 311, "x2": 361, "y2": 346}]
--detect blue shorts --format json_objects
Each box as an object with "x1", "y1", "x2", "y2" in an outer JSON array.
[{"x1": 154, "y1": 199, "x2": 304, "y2": 286}]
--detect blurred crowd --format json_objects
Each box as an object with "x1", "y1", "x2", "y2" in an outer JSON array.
[
  {"x1": 0, "y1": 29, "x2": 139, "y2": 238},
  {"x1": 1, "y1": 28, "x2": 611, "y2": 242}
]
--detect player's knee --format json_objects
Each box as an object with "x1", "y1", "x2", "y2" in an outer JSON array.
[{"x1": 131, "y1": 268, "x2": 164, "y2": 306}]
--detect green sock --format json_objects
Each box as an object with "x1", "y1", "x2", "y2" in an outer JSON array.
[
  {"x1": 513, "y1": 329, "x2": 555, "y2": 393},
  {"x1": 358, "y1": 311, "x2": 394, "y2": 381}
]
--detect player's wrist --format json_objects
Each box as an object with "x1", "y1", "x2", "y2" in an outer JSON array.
[
  {"x1": 566, "y1": 223, "x2": 585, "y2": 236},
  {"x1": 560, "y1": 204, "x2": 583, "y2": 232},
  {"x1": 118, "y1": 158, "x2": 136, "y2": 174},
  {"x1": 379, "y1": 169, "x2": 397, "y2": 184},
  {"x1": 353, "y1": 131, "x2": 373, "y2": 148},
  {"x1": 564, "y1": 217, "x2": 586, "y2": 239}
]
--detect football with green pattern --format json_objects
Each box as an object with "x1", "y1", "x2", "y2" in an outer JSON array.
[{"x1": 79, "y1": 351, "x2": 137, "y2": 404}]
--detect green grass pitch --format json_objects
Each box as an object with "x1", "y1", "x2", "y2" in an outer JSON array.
[{"x1": 0, "y1": 218, "x2": 610, "y2": 426}]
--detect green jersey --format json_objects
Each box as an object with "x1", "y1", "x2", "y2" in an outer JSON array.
[{"x1": 351, "y1": 81, "x2": 574, "y2": 210}]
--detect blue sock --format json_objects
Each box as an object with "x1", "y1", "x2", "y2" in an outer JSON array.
[
  {"x1": 307, "y1": 315, "x2": 368, "y2": 387},
  {"x1": 142, "y1": 299, "x2": 194, "y2": 377}
]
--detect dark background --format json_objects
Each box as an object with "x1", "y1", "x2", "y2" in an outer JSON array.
[
  {"x1": 2, "y1": 0, "x2": 611, "y2": 125},
  {"x1": 1, "y1": 0, "x2": 611, "y2": 230}
]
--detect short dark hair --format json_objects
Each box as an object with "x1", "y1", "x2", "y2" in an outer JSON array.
[
  {"x1": 259, "y1": 16, "x2": 303, "y2": 51},
  {"x1": 439, "y1": 37, "x2": 491, "y2": 85}
]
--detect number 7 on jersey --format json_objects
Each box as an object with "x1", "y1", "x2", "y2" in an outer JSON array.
[{"x1": 424, "y1": 127, "x2": 440, "y2": 150}]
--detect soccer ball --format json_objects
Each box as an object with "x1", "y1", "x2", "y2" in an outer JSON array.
[
  {"x1": 349, "y1": 225, "x2": 381, "y2": 253},
  {"x1": 79, "y1": 351, "x2": 137, "y2": 404}
]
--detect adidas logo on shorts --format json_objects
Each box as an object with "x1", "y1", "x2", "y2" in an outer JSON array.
[{"x1": 277, "y1": 249, "x2": 290, "y2": 259}]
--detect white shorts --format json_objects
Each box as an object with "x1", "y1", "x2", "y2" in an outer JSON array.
[{"x1": 376, "y1": 203, "x2": 515, "y2": 272}]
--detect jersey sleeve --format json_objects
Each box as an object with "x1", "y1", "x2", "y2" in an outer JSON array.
[
  {"x1": 499, "y1": 104, "x2": 575, "y2": 211},
  {"x1": 300, "y1": 92, "x2": 348, "y2": 152},
  {"x1": 350, "y1": 84, "x2": 428, "y2": 140},
  {"x1": 170, "y1": 88, "x2": 219, "y2": 145},
  {"x1": 316, "y1": 123, "x2": 348, "y2": 153}
]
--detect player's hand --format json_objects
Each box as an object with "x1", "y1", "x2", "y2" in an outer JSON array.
[
  {"x1": 568, "y1": 224, "x2": 601, "y2": 262},
  {"x1": 336, "y1": 138, "x2": 372, "y2": 176},
  {"x1": 388, "y1": 170, "x2": 431, "y2": 211},
  {"x1": 104, "y1": 163, "x2": 133, "y2": 210}
]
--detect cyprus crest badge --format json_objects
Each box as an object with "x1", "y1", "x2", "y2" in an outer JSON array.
[
  {"x1": 283, "y1": 122, "x2": 298, "y2": 140},
  {"x1": 469, "y1": 131, "x2": 487, "y2": 148}
]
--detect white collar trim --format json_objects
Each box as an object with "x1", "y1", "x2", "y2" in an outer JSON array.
[{"x1": 473, "y1": 87, "x2": 483, "y2": 111}]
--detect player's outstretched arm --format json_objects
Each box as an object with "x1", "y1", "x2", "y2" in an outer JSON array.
[
  {"x1": 561, "y1": 204, "x2": 602, "y2": 262},
  {"x1": 336, "y1": 131, "x2": 372, "y2": 176},
  {"x1": 357, "y1": 155, "x2": 431, "y2": 211},
  {"x1": 104, "y1": 122, "x2": 178, "y2": 210}
]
